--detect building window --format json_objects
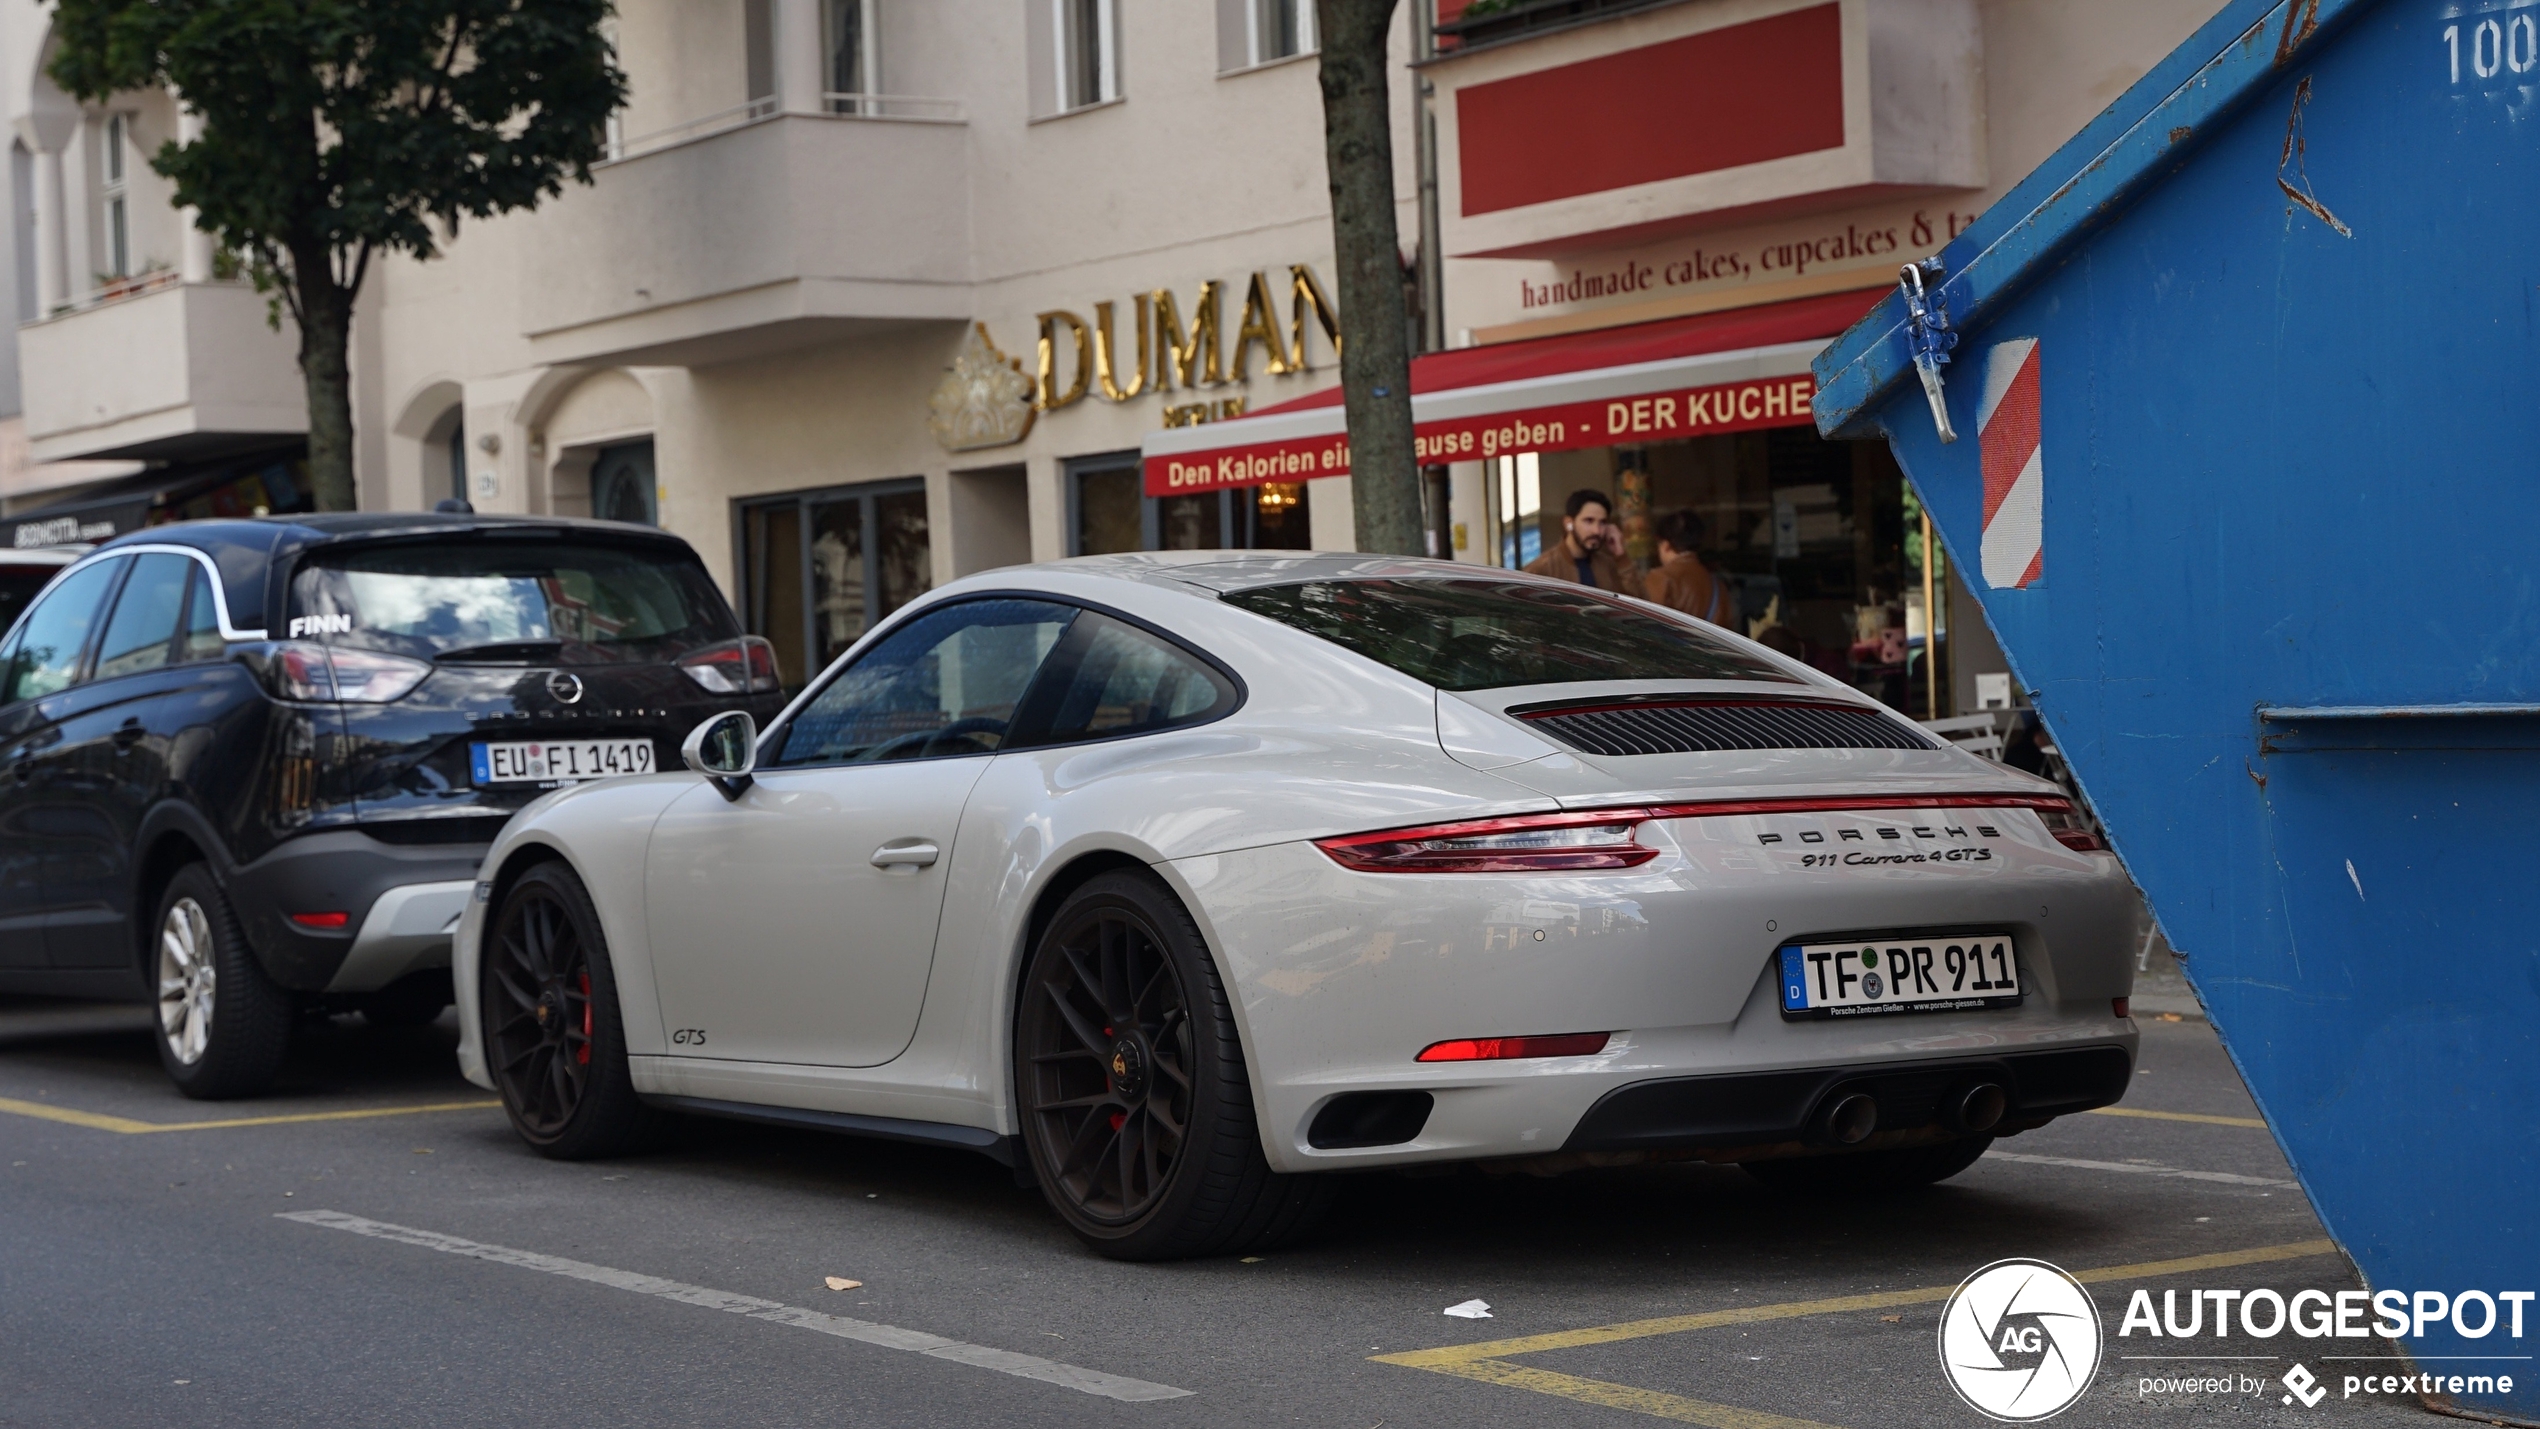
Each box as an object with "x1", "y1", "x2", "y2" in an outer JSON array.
[
  {"x1": 446, "y1": 411, "x2": 468, "y2": 504},
  {"x1": 590, "y1": 439, "x2": 658, "y2": 526},
  {"x1": 102, "y1": 113, "x2": 129, "y2": 280},
  {"x1": 1066, "y1": 454, "x2": 1311, "y2": 556},
  {"x1": 1031, "y1": 0, "x2": 1118, "y2": 117},
  {"x1": 738, "y1": 479, "x2": 931, "y2": 688},
  {"x1": 1217, "y1": 0, "x2": 1314, "y2": 71},
  {"x1": 828, "y1": 0, "x2": 878, "y2": 112}
]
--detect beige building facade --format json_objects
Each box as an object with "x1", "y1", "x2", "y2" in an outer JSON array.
[{"x1": 5, "y1": 0, "x2": 2219, "y2": 699}]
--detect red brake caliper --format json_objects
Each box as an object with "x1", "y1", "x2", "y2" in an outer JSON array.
[{"x1": 576, "y1": 971, "x2": 593, "y2": 1065}]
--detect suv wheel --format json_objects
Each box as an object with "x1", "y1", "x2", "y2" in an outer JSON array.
[
  {"x1": 1016, "y1": 871, "x2": 1328, "y2": 1261},
  {"x1": 482, "y1": 862, "x2": 662, "y2": 1159},
  {"x1": 153, "y1": 865, "x2": 294, "y2": 1099}
]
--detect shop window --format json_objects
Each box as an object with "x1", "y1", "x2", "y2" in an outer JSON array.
[
  {"x1": 739, "y1": 479, "x2": 931, "y2": 688},
  {"x1": 1217, "y1": 0, "x2": 1314, "y2": 71},
  {"x1": 1482, "y1": 428, "x2": 1949, "y2": 719},
  {"x1": 1030, "y1": 0, "x2": 1119, "y2": 117},
  {"x1": 590, "y1": 439, "x2": 658, "y2": 526},
  {"x1": 1067, "y1": 455, "x2": 1310, "y2": 555}
]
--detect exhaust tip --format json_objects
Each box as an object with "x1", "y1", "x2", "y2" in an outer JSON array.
[
  {"x1": 1952, "y1": 1082, "x2": 2009, "y2": 1134},
  {"x1": 1825, "y1": 1092, "x2": 1879, "y2": 1145}
]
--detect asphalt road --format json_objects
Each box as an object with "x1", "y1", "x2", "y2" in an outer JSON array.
[{"x1": 0, "y1": 981, "x2": 2453, "y2": 1429}]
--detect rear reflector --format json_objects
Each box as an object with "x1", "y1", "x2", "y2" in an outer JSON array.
[
  {"x1": 290, "y1": 911, "x2": 351, "y2": 929},
  {"x1": 2112, "y1": 997, "x2": 2131, "y2": 1019},
  {"x1": 1415, "y1": 1032, "x2": 1612, "y2": 1063}
]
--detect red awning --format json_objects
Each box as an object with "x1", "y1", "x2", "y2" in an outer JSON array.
[{"x1": 1142, "y1": 286, "x2": 1883, "y2": 497}]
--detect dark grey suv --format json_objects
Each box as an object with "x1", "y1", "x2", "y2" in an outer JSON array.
[{"x1": 0, "y1": 514, "x2": 782, "y2": 1096}]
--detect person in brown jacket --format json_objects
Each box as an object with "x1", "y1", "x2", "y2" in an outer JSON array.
[
  {"x1": 1640, "y1": 508, "x2": 1732, "y2": 626},
  {"x1": 1521, "y1": 488, "x2": 1643, "y2": 597}
]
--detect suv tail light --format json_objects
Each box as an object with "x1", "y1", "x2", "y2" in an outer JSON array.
[
  {"x1": 270, "y1": 643, "x2": 431, "y2": 704},
  {"x1": 1315, "y1": 810, "x2": 1660, "y2": 873},
  {"x1": 678, "y1": 636, "x2": 782, "y2": 695}
]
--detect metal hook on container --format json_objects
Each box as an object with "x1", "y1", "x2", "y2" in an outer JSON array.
[{"x1": 1898, "y1": 258, "x2": 1959, "y2": 444}]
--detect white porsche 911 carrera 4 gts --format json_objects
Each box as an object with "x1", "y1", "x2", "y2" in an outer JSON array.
[{"x1": 453, "y1": 553, "x2": 2138, "y2": 1260}]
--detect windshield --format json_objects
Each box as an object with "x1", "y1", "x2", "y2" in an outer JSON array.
[
  {"x1": 289, "y1": 539, "x2": 739, "y2": 664},
  {"x1": 1222, "y1": 577, "x2": 1794, "y2": 692}
]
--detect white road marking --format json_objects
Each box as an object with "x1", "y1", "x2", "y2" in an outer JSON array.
[
  {"x1": 1984, "y1": 1151, "x2": 2296, "y2": 1188},
  {"x1": 280, "y1": 1210, "x2": 1191, "y2": 1402}
]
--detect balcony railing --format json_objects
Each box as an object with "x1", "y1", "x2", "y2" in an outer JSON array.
[
  {"x1": 604, "y1": 92, "x2": 962, "y2": 164},
  {"x1": 821, "y1": 93, "x2": 965, "y2": 122}
]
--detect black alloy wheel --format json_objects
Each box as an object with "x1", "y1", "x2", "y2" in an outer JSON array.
[
  {"x1": 1017, "y1": 871, "x2": 1328, "y2": 1260},
  {"x1": 483, "y1": 863, "x2": 661, "y2": 1158}
]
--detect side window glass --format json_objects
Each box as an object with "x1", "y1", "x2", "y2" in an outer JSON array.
[
  {"x1": 93, "y1": 554, "x2": 192, "y2": 680},
  {"x1": 180, "y1": 566, "x2": 225, "y2": 662},
  {"x1": 1028, "y1": 612, "x2": 1236, "y2": 746},
  {"x1": 770, "y1": 598, "x2": 1077, "y2": 767},
  {"x1": 2, "y1": 559, "x2": 124, "y2": 705}
]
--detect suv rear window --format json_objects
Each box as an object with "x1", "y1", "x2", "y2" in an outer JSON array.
[
  {"x1": 1222, "y1": 577, "x2": 1793, "y2": 692},
  {"x1": 289, "y1": 539, "x2": 739, "y2": 664}
]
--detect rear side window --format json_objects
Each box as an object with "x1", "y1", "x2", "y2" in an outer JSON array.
[
  {"x1": 1223, "y1": 577, "x2": 1792, "y2": 692},
  {"x1": 289, "y1": 539, "x2": 739, "y2": 664},
  {"x1": 771, "y1": 598, "x2": 1078, "y2": 767},
  {"x1": 93, "y1": 553, "x2": 192, "y2": 680},
  {"x1": 180, "y1": 565, "x2": 225, "y2": 662},
  {"x1": 2, "y1": 558, "x2": 123, "y2": 704},
  {"x1": 1020, "y1": 612, "x2": 1237, "y2": 746}
]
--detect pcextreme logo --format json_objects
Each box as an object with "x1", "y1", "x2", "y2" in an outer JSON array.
[{"x1": 1940, "y1": 1259, "x2": 2104, "y2": 1420}]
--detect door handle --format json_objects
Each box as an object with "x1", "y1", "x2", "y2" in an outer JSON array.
[{"x1": 870, "y1": 842, "x2": 939, "y2": 869}]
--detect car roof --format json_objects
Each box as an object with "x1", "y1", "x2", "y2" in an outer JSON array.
[
  {"x1": 86, "y1": 513, "x2": 703, "y2": 638},
  {"x1": 1047, "y1": 550, "x2": 1515, "y2": 595}
]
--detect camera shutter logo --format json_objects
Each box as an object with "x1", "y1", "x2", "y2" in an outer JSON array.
[{"x1": 1939, "y1": 1258, "x2": 2103, "y2": 1420}]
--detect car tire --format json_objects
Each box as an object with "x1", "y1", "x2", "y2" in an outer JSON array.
[
  {"x1": 481, "y1": 862, "x2": 664, "y2": 1160},
  {"x1": 1016, "y1": 870, "x2": 1329, "y2": 1261},
  {"x1": 1740, "y1": 1134, "x2": 1995, "y2": 1193},
  {"x1": 153, "y1": 864, "x2": 294, "y2": 1099},
  {"x1": 361, "y1": 970, "x2": 454, "y2": 1030}
]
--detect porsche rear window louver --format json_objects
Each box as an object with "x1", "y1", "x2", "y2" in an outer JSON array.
[{"x1": 1512, "y1": 698, "x2": 1941, "y2": 758}]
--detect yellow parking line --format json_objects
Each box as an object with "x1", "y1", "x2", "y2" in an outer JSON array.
[
  {"x1": 1427, "y1": 1357, "x2": 1842, "y2": 1429},
  {"x1": 1373, "y1": 1239, "x2": 2340, "y2": 1424},
  {"x1": 2088, "y1": 1106, "x2": 2269, "y2": 1129},
  {"x1": 0, "y1": 1096, "x2": 500, "y2": 1134}
]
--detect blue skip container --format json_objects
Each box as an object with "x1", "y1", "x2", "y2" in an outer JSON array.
[{"x1": 1813, "y1": 0, "x2": 2539, "y2": 1417}]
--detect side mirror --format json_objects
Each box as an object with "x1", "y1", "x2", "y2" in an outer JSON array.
[{"x1": 681, "y1": 711, "x2": 758, "y2": 800}]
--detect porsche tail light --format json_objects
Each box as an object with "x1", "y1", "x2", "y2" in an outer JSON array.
[
  {"x1": 269, "y1": 642, "x2": 431, "y2": 704},
  {"x1": 677, "y1": 636, "x2": 782, "y2": 694},
  {"x1": 2037, "y1": 803, "x2": 2106, "y2": 852},
  {"x1": 1416, "y1": 1032, "x2": 1612, "y2": 1062},
  {"x1": 1314, "y1": 811, "x2": 1659, "y2": 873}
]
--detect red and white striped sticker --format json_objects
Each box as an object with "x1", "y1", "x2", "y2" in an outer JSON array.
[{"x1": 1976, "y1": 338, "x2": 2044, "y2": 589}]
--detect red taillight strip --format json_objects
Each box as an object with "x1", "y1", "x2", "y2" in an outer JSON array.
[
  {"x1": 1314, "y1": 794, "x2": 2087, "y2": 872},
  {"x1": 1416, "y1": 1032, "x2": 1612, "y2": 1062},
  {"x1": 1637, "y1": 792, "x2": 2078, "y2": 820}
]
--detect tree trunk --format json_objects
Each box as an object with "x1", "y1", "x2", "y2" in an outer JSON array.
[
  {"x1": 1315, "y1": 0, "x2": 1423, "y2": 556},
  {"x1": 291, "y1": 240, "x2": 359, "y2": 512}
]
